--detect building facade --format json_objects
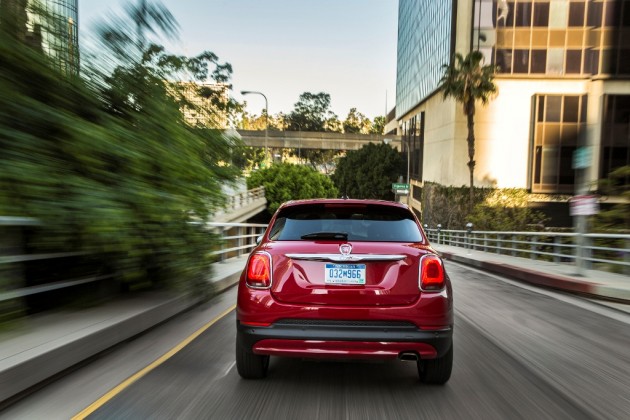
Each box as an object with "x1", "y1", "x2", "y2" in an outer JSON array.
[
  {"x1": 177, "y1": 82, "x2": 230, "y2": 129},
  {"x1": 396, "y1": 0, "x2": 630, "y2": 223},
  {"x1": 0, "y1": 0, "x2": 79, "y2": 75}
]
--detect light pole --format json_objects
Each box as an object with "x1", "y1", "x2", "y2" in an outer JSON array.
[
  {"x1": 241, "y1": 90, "x2": 268, "y2": 165},
  {"x1": 387, "y1": 137, "x2": 411, "y2": 204},
  {"x1": 294, "y1": 121, "x2": 302, "y2": 162},
  {"x1": 405, "y1": 137, "x2": 410, "y2": 204}
]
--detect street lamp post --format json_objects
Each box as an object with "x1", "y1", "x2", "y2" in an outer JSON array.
[
  {"x1": 241, "y1": 90, "x2": 268, "y2": 164},
  {"x1": 405, "y1": 137, "x2": 410, "y2": 204}
]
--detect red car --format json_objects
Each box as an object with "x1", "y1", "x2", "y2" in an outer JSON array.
[{"x1": 236, "y1": 199, "x2": 453, "y2": 384}]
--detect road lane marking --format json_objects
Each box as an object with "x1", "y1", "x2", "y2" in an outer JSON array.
[
  {"x1": 71, "y1": 304, "x2": 236, "y2": 420},
  {"x1": 448, "y1": 260, "x2": 630, "y2": 325},
  {"x1": 218, "y1": 360, "x2": 236, "y2": 379}
]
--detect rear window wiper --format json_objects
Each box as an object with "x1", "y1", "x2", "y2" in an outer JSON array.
[{"x1": 300, "y1": 231, "x2": 348, "y2": 240}]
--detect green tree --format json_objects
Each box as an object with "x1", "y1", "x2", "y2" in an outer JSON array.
[
  {"x1": 247, "y1": 163, "x2": 338, "y2": 214},
  {"x1": 286, "y1": 92, "x2": 338, "y2": 132},
  {"x1": 595, "y1": 165, "x2": 630, "y2": 231},
  {"x1": 0, "y1": 0, "x2": 239, "y2": 293},
  {"x1": 324, "y1": 113, "x2": 343, "y2": 133},
  {"x1": 237, "y1": 109, "x2": 285, "y2": 131},
  {"x1": 343, "y1": 107, "x2": 371, "y2": 134},
  {"x1": 299, "y1": 149, "x2": 340, "y2": 173},
  {"x1": 332, "y1": 143, "x2": 402, "y2": 200},
  {"x1": 232, "y1": 145, "x2": 266, "y2": 172},
  {"x1": 440, "y1": 50, "x2": 498, "y2": 211},
  {"x1": 370, "y1": 116, "x2": 386, "y2": 134}
]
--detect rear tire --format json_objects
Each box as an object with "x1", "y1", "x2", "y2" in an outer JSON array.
[
  {"x1": 418, "y1": 344, "x2": 453, "y2": 384},
  {"x1": 236, "y1": 334, "x2": 269, "y2": 379}
]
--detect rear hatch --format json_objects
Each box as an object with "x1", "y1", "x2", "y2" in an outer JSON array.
[{"x1": 267, "y1": 241, "x2": 428, "y2": 306}]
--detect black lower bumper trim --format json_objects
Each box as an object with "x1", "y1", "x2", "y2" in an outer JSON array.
[{"x1": 237, "y1": 320, "x2": 453, "y2": 358}]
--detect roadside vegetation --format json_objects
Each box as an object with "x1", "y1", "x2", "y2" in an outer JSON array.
[
  {"x1": 247, "y1": 164, "x2": 338, "y2": 215},
  {"x1": 440, "y1": 51, "x2": 498, "y2": 211},
  {"x1": 332, "y1": 143, "x2": 402, "y2": 201},
  {"x1": 0, "y1": 0, "x2": 239, "y2": 297},
  {"x1": 420, "y1": 183, "x2": 546, "y2": 231}
]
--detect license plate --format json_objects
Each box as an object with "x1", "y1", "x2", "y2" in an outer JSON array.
[{"x1": 324, "y1": 264, "x2": 366, "y2": 285}]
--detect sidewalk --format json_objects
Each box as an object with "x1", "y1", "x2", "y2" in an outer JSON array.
[
  {"x1": 2, "y1": 248, "x2": 629, "y2": 406},
  {"x1": 0, "y1": 255, "x2": 248, "y2": 406},
  {"x1": 433, "y1": 244, "x2": 630, "y2": 303}
]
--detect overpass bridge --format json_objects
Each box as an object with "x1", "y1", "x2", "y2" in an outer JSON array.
[
  {"x1": 212, "y1": 186, "x2": 267, "y2": 223},
  {"x1": 235, "y1": 130, "x2": 402, "y2": 151}
]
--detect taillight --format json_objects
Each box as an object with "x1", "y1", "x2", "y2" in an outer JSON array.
[
  {"x1": 420, "y1": 254, "x2": 445, "y2": 291},
  {"x1": 246, "y1": 251, "x2": 272, "y2": 289}
]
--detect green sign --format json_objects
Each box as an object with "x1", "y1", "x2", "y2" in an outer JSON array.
[
  {"x1": 392, "y1": 183, "x2": 409, "y2": 195},
  {"x1": 392, "y1": 183, "x2": 410, "y2": 190},
  {"x1": 573, "y1": 147, "x2": 591, "y2": 169}
]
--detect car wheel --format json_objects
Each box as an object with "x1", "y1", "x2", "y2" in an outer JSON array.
[
  {"x1": 418, "y1": 344, "x2": 453, "y2": 384},
  {"x1": 236, "y1": 334, "x2": 269, "y2": 379}
]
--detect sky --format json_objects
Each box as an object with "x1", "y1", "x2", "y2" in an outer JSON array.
[{"x1": 79, "y1": 0, "x2": 399, "y2": 120}]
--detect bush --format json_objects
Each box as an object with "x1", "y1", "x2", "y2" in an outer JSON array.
[
  {"x1": 0, "y1": 3, "x2": 238, "y2": 293},
  {"x1": 420, "y1": 182, "x2": 546, "y2": 231},
  {"x1": 247, "y1": 163, "x2": 338, "y2": 214},
  {"x1": 332, "y1": 143, "x2": 402, "y2": 200}
]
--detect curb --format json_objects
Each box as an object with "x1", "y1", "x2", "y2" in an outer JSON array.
[
  {"x1": 0, "y1": 274, "x2": 242, "y2": 407},
  {"x1": 439, "y1": 251, "x2": 630, "y2": 304}
]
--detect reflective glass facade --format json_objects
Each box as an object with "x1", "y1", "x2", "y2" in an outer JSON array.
[
  {"x1": 531, "y1": 94, "x2": 587, "y2": 193},
  {"x1": 0, "y1": 0, "x2": 79, "y2": 75},
  {"x1": 396, "y1": 1, "x2": 455, "y2": 119},
  {"x1": 472, "y1": 0, "x2": 629, "y2": 193},
  {"x1": 38, "y1": 0, "x2": 79, "y2": 75},
  {"x1": 473, "y1": 0, "x2": 630, "y2": 77}
]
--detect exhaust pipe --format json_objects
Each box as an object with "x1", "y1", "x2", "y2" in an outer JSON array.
[{"x1": 399, "y1": 352, "x2": 419, "y2": 361}]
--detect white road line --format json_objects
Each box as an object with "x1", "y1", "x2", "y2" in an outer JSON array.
[
  {"x1": 218, "y1": 360, "x2": 236, "y2": 379},
  {"x1": 447, "y1": 260, "x2": 630, "y2": 325}
]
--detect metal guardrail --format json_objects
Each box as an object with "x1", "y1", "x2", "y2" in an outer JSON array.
[
  {"x1": 222, "y1": 186, "x2": 265, "y2": 212},
  {"x1": 426, "y1": 228, "x2": 630, "y2": 275},
  {"x1": 0, "y1": 220, "x2": 267, "y2": 306},
  {"x1": 206, "y1": 222, "x2": 267, "y2": 261},
  {"x1": 0, "y1": 187, "x2": 268, "y2": 310}
]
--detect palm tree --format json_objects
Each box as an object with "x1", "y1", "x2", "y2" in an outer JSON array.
[{"x1": 440, "y1": 50, "x2": 498, "y2": 211}]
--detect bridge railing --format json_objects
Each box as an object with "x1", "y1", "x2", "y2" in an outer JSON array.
[
  {"x1": 426, "y1": 228, "x2": 630, "y2": 275},
  {"x1": 0, "y1": 216, "x2": 268, "y2": 320},
  {"x1": 223, "y1": 186, "x2": 265, "y2": 211},
  {"x1": 206, "y1": 222, "x2": 267, "y2": 261}
]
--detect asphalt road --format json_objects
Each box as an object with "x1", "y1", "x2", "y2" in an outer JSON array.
[{"x1": 3, "y1": 262, "x2": 630, "y2": 419}]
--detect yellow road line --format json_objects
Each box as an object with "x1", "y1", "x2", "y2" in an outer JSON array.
[{"x1": 72, "y1": 304, "x2": 236, "y2": 420}]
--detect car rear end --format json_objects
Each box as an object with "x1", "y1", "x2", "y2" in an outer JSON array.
[{"x1": 236, "y1": 199, "x2": 453, "y2": 383}]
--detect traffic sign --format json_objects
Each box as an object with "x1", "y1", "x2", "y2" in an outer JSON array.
[
  {"x1": 572, "y1": 147, "x2": 591, "y2": 169},
  {"x1": 569, "y1": 195, "x2": 599, "y2": 216},
  {"x1": 392, "y1": 183, "x2": 409, "y2": 190}
]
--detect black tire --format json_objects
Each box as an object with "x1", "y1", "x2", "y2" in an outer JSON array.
[
  {"x1": 235, "y1": 334, "x2": 269, "y2": 379},
  {"x1": 418, "y1": 345, "x2": 453, "y2": 384}
]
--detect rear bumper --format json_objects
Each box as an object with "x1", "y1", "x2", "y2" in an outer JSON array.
[{"x1": 236, "y1": 320, "x2": 453, "y2": 360}]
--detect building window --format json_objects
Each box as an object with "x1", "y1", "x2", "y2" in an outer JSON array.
[
  {"x1": 600, "y1": 95, "x2": 630, "y2": 183},
  {"x1": 478, "y1": 0, "x2": 627, "y2": 77},
  {"x1": 531, "y1": 94, "x2": 588, "y2": 193},
  {"x1": 568, "y1": 1, "x2": 586, "y2": 26},
  {"x1": 403, "y1": 112, "x2": 425, "y2": 182}
]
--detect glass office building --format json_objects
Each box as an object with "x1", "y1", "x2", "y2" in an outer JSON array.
[
  {"x1": 396, "y1": 1, "x2": 456, "y2": 119},
  {"x1": 38, "y1": 0, "x2": 79, "y2": 75},
  {"x1": 473, "y1": 0, "x2": 629, "y2": 193},
  {"x1": 0, "y1": 0, "x2": 79, "y2": 75},
  {"x1": 396, "y1": 0, "x2": 629, "y2": 207}
]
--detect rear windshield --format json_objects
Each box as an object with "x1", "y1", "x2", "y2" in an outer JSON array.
[{"x1": 268, "y1": 204, "x2": 423, "y2": 242}]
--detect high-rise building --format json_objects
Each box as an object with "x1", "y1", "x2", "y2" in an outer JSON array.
[
  {"x1": 395, "y1": 0, "x2": 630, "y2": 223},
  {"x1": 0, "y1": 0, "x2": 79, "y2": 75},
  {"x1": 177, "y1": 82, "x2": 230, "y2": 129}
]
